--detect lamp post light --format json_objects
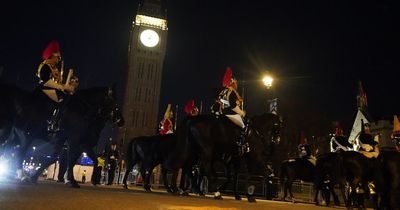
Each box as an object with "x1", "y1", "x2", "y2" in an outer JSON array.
[
  {"x1": 262, "y1": 72, "x2": 277, "y2": 114},
  {"x1": 262, "y1": 74, "x2": 273, "y2": 89}
]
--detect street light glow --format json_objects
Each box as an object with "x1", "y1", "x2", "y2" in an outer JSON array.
[{"x1": 263, "y1": 75, "x2": 273, "y2": 89}]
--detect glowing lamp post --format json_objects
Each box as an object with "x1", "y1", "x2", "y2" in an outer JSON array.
[
  {"x1": 262, "y1": 73, "x2": 277, "y2": 114},
  {"x1": 262, "y1": 74, "x2": 273, "y2": 89}
]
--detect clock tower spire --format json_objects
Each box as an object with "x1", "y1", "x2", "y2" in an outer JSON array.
[{"x1": 118, "y1": 0, "x2": 168, "y2": 150}]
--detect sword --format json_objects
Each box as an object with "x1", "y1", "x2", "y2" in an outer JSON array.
[
  {"x1": 174, "y1": 104, "x2": 178, "y2": 131},
  {"x1": 60, "y1": 60, "x2": 64, "y2": 84}
]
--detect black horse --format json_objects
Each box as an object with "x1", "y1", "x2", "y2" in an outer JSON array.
[
  {"x1": 1, "y1": 84, "x2": 123, "y2": 187},
  {"x1": 35, "y1": 107, "x2": 124, "y2": 185},
  {"x1": 164, "y1": 113, "x2": 281, "y2": 202},
  {"x1": 122, "y1": 134, "x2": 176, "y2": 192},
  {"x1": 314, "y1": 151, "x2": 376, "y2": 208},
  {"x1": 375, "y1": 150, "x2": 400, "y2": 209},
  {"x1": 279, "y1": 157, "x2": 315, "y2": 201}
]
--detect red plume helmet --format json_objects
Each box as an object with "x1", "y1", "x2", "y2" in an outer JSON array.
[
  {"x1": 184, "y1": 99, "x2": 195, "y2": 114},
  {"x1": 222, "y1": 66, "x2": 233, "y2": 88},
  {"x1": 299, "y1": 131, "x2": 306, "y2": 145},
  {"x1": 42, "y1": 40, "x2": 61, "y2": 60},
  {"x1": 335, "y1": 122, "x2": 343, "y2": 136}
]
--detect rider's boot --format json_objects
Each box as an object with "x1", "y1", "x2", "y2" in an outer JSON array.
[{"x1": 237, "y1": 118, "x2": 250, "y2": 155}]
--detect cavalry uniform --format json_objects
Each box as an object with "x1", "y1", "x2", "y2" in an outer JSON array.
[
  {"x1": 37, "y1": 40, "x2": 78, "y2": 102},
  {"x1": 184, "y1": 99, "x2": 199, "y2": 116},
  {"x1": 37, "y1": 40, "x2": 78, "y2": 132},
  {"x1": 330, "y1": 122, "x2": 352, "y2": 152},
  {"x1": 159, "y1": 104, "x2": 174, "y2": 135},
  {"x1": 214, "y1": 67, "x2": 249, "y2": 155},
  {"x1": 358, "y1": 119, "x2": 379, "y2": 158}
]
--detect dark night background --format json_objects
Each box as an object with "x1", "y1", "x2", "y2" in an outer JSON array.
[{"x1": 1, "y1": 0, "x2": 398, "y2": 154}]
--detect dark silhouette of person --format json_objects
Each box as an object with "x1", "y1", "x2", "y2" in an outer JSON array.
[{"x1": 106, "y1": 143, "x2": 119, "y2": 185}]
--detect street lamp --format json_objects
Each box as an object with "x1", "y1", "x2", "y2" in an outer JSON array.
[
  {"x1": 262, "y1": 74, "x2": 273, "y2": 89},
  {"x1": 262, "y1": 72, "x2": 277, "y2": 114}
]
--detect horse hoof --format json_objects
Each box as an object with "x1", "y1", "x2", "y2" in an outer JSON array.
[
  {"x1": 123, "y1": 185, "x2": 128, "y2": 189},
  {"x1": 214, "y1": 192, "x2": 223, "y2": 200},
  {"x1": 68, "y1": 182, "x2": 80, "y2": 188},
  {"x1": 180, "y1": 191, "x2": 189, "y2": 196},
  {"x1": 247, "y1": 195, "x2": 256, "y2": 203},
  {"x1": 235, "y1": 195, "x2": 242, "y2": 200}
]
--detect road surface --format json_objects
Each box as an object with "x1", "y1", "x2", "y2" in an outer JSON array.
[{"x1": 0, "y1": 179, "x2": 345, "y2": 210}]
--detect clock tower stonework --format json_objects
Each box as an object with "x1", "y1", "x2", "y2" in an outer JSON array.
[{"x1": 119, "y1": 0, "x2": 167, "y2": 150}]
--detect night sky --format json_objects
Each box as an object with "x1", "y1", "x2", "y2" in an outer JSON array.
[{"x1": 1, "y1": 0, "x2": 398, "y2": 137}]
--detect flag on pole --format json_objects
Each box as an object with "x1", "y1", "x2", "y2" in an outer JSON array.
[{"x1": 357, "y1": 81, "x2": 368, "y2": 111}]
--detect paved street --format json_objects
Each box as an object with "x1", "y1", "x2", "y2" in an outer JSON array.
[{"x1": 0, "y1": 179, "x2": 345, "y2": 210}]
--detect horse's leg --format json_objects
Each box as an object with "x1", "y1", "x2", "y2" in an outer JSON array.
[
  {"x1": 340, "y1": 182, "x2": 351, "y2": 208},
  {"x1": 66, "y1": 145, "x2": 82, "y2": 188},
  {"x1": 141, "y1": 168, "x2": 152, "y2": 192},
  {"x1": 141, "y1": 161, "x2": 153, "y2": 192},
  {"x1": 13, "y1": 128, "x2": 31, "y2": 181},
  {"x1": 85, "y1": 148, "x2": 97, "y2": 186},
  {"x1": 288, "y1": 181, "x2": 294, "y2": 200},
  {"x1": 57, "y1": 147, "x2": 68, "y2": 182},
  {"x1": 31, "y1": 138, "x2": 66, "y2": 183},
  {"x1": 233, "y1": 162, "x2": 241, "y2": 200},
  {"x1": 214, "y1": 163, "x2": 231, "y2": 200},
  {"x1": 122, "y1": 153, "x2": 137, "y2": 189},
  {"x1": 330, "y1": 184, "x2": 340, "y2": 206}
]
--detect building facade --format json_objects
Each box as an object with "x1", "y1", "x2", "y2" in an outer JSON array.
[{"x1": 119, "y1": 0, "x2": 168, "y2": 150}]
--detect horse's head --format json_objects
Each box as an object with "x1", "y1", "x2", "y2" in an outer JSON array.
[
  {"x1": 250, "y1": 113, "x2": 281, "y2": 145},
  {"x1": 74, "y1": 85, "x2": 124, "y2": 127},
  {"x1": 103, "y1": 85, "x2": 124, "y2": 127}
]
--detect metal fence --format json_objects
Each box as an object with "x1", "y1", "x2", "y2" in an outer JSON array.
[{"x1": 123, "y1": 169, "x2": 324, "y2": 203}]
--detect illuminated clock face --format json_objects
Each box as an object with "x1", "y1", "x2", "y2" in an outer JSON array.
[{"x1": 140, "y1": 29, "x2": 160, "y2": 47}]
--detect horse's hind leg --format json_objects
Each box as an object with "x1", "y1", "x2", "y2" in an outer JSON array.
[
  {"x1": 122, "y1": 157, "x2": 136, "y2": 189},
  {"x1": 214, "y1": 165, "x2": 231, "y2": 200},
  {"x1": 288, "y1": 182, "x2": 294, "y2": 200},
  {"x1": 85, "y1": 148, "x2": 97, "y2": 186},
  {"x1": 330, "y1": 186, "x2": 340, "y2": 206},
  {"x1": 66, "y1": 145, "x2": 82, "y2": 188}
]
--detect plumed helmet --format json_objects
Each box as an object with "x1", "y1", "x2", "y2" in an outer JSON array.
[
  {"x1": 335, "y1": 122, "x2": 343, "y2": 136},
  {"x1": 42, "y1": 40, "x2": 61, "y2": 60},
  {"x1": 222, "y1": 66, "x2": 236, "y2": 88},
  {"x1": 184, "y1": 99, "x2": 195, "y2": 114}
]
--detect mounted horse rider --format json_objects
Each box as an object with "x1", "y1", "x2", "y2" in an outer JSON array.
[
  {"x1": 159, "y1": 104, "x2": 174, "y2": 135},
  {"x1": 36, "y1": 40, "x2": 78, "y2": 132},
  {"x1": 357, "y1": 119, "x2": 379, "y2": 158},
  {"x1": 330, "y1": 122, "x2": 353, "y2": 152},
  {"x1": 212, "y1": 66, "x2": 249, "y2": 155},
  {"x1": 297, "y1": 131, "x2": 316, "y2": 166}
]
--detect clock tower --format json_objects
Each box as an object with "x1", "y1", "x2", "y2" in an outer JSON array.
[{"x1": 119, "y1": 0, "x2": 168, "y2": 149}]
